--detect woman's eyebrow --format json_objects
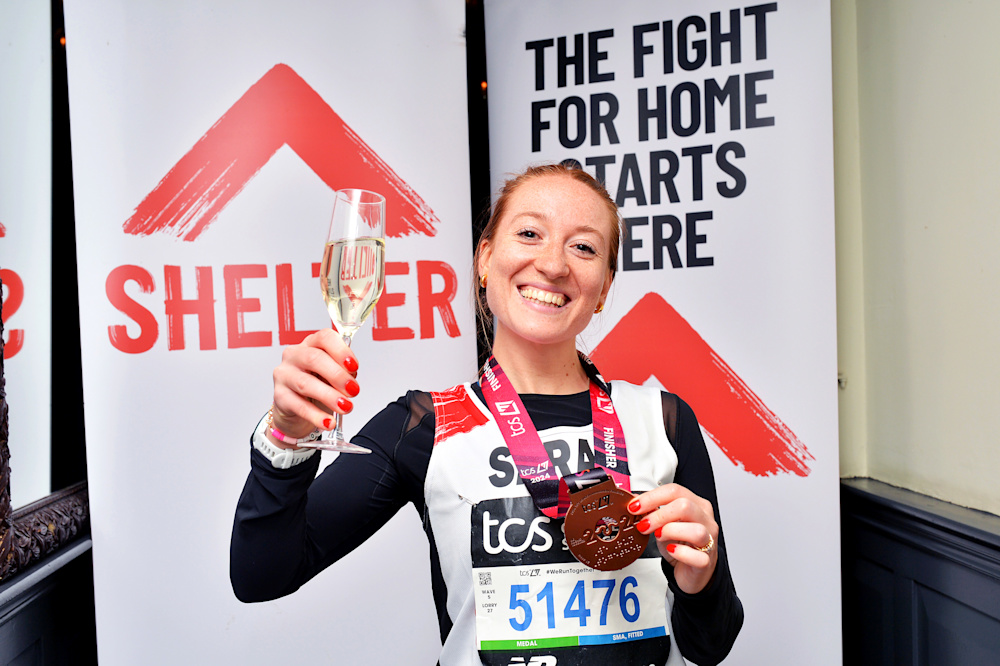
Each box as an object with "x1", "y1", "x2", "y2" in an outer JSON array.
[{"x1": 510, "y1": 211, "x2": 546, "y2": 222}]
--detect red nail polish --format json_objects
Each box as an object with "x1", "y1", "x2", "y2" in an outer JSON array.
[
  {"x1": 628, "y1": 500, "x2": 641, "y2": 513},
  {"x1": 322, "y1": 418, "x2": 333, "y2": 429},
  {"x1": 345, "y1": 379, "x2": 360, "y2": 397},
  {"x1": 654, "y1": 527, "x2": 663, "y2": 539},
  {"x1": 666, "y1": 543, "x2": 677, "y2": 554},
  {"x1": 636, "y1": 518, "x2": 650, "y2": 533},
  {"x1": 337, "y1": 397, "x2": 354, "y2": 413},
  {"x1": 343, "y1": 356, "x2": 359, "y2": 373}
]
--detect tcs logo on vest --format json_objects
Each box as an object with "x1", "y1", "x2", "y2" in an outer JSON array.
[
  {"x1": 471, "y1": 497, "x2": 578, "y2": 568},
  {"x1": 481, "y1": 512, "x2": 560, "y2": 556}
]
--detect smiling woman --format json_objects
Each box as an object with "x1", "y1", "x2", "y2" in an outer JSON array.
[
  {"x1": 231, "y1": 163, "x2": 743, "y2": 666},
  {"x1": 474, "y1": 165, "x2": 619, "y2": 395}
]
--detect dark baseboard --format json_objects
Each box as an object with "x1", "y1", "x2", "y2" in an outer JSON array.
[
  {"x1": 841, "y1": 478, "x2": 1000, "y2": 665},
  {"x1": 0, "y1": 539, "x2": 97, "y2": 665}
]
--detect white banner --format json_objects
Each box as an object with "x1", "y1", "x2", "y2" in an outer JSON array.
[
  {"x1": 64, "y1": 1, "x2": 473, "y2": 663},
  {"x1": 485, "y1": 1, "x2": 841, "y2": 663},
  {"x1": 0, "y1": 0, "x2": 53, "y2": 508}
]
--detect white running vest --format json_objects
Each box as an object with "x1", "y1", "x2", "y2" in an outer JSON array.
[{"x1": 425, "y1": 381, "x2": 687, "y2": 666}]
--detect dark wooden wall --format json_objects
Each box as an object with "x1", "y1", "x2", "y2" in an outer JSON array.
[{"x1": 841, "y1": 478, "x2": 1000, "y2": 665}]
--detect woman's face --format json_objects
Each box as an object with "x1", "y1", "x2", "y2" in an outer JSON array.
[{"x1": 478, "y1": 174, "x2": 615, "y2": 350}]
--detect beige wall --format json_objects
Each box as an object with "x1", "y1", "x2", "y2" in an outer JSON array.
[{"x1": 834, "y1": 0, "x2": 1000, "y2": 515}]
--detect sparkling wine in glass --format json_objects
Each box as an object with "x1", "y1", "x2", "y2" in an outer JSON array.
[{"x1": 309, "y1": 189, "x2": 385, "y2": 453}]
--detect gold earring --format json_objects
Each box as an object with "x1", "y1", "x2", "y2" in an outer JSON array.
[
  {"x1": 480, "y1": 273, "x2": 488, "y2": 289},
  {"x1": 594, "y1": 302, "x2": 604, "y2": 314}
]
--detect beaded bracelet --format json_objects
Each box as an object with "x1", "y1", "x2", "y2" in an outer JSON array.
[{"x1": 266, "y1": 406, "x2": 322, "y2": 445}]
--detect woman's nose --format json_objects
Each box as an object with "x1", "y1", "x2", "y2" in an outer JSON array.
[{"x1": 535, "y1": 242, "x2": 569, "y2": 277}]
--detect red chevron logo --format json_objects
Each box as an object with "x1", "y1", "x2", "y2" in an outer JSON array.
[
  {"x1": 591, "y1": 293, "x2": 813, "y2": 477},
  {"x1": 123, "y1": 64, "x2": 438, "y2": 241}
]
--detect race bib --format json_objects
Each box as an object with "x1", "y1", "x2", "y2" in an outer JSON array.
[{"x1": 471, "y1": 497, "x2": 671, "y2": 666}]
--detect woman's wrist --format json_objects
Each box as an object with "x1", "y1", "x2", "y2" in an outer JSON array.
[
  {"x1": 265, "y1": 430, "x2": 300, "y2": 450},
  {"x1": 253, "y1": 413, "x2": 318, "y2": 469},
  {"x1": 266, "y1": 406, "x2": 321, "y2": 449}
]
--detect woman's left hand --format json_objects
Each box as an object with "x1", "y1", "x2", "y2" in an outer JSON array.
[{"x1": 627, "y1": 483, "x2": 719, "y2": 594}]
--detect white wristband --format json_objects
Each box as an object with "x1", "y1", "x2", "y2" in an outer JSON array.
[{"x1": 252, "y1": 413, "x2": 318, "y2": 469}]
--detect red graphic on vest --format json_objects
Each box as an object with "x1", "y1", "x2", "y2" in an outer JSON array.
[
  {"x1": 590, "y1": 292, "x2": 813, "y2": 477},
  {"x1": 123, "y1": 63, "x2": 438, "y2": 241},
  {"x1": 431, "y1": 385, "x2": 490, "y2": 447}
]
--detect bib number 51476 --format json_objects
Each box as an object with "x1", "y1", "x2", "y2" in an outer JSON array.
[{"x1": 508, "y1": 577, "x2": 640, "y2": 632}]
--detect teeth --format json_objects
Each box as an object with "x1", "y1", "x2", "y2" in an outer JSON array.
[{"x1": 520, "y1": 287, "x2": 566, "y2": 307}]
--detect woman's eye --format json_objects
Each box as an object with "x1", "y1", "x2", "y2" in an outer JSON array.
[
  {"x1": 575, "y1": 243, "x2": 597, "y2": 254},
  {"x1": 517, "y1": 229, "x2": 538, "y2": 239}
]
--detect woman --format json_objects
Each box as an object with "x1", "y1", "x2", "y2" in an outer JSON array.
[{"x1": 231, "y1": 164, "x2": 743, "y2": 665}]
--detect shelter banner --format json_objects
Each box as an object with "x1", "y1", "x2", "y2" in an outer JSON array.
[
  {"x1": 64, "y1": 1, "x2": 473, "y2": 663},
  {"x1": 485, "y1": 1, "x2": 842, "y2": 663}
]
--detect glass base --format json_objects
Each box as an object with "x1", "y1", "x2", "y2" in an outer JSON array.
[{"x1": 299, "y1": 434, "x2": 371, "y2": 454}]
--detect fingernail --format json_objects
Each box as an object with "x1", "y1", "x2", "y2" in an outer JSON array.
[
  {"x1": 322, "y1": 417, "x2": 333, "y2": 429},
  {"x1": 345, "y1": 379, "x2": 360, "y2": 397},
  {"x1": 654, "y1": 527, "x2": 663, "y2": 539},
  {"x1": 666, "y1": 543, "x2": 677, "y2": 554},
  {"x1": 628, "y1": 499, "x2": 641, "y2": 513},
  {"x1": 343, "y1": 356, "x2": 359, "y2": 373},
  {"x1": 337, "y1": 397, "x2": 354, "y2": 413},
  {"x1": 636, "y1": 518, "x2": 650, "y2": 533}
]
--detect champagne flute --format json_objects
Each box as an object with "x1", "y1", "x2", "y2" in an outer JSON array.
[{"x1": 308, "y1": 189, "x2": 386, "y2": 453}]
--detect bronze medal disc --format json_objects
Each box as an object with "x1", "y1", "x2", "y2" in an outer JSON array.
[{"x1": 564, "y1": 480, "x2": 649, "y2": 571}]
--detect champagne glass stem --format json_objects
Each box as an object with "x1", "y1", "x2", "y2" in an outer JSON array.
[{"x1": 331, "y1": 331, "x2": 354, "y2": 443}]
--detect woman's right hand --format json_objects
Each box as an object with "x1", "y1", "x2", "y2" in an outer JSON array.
[{"x1": 269, "y1": 328, "x2": 361, "y2": 446}]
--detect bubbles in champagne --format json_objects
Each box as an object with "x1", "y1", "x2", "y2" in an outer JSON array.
[{"x1": 320, "y1": 238, "x2": 386, "y2": 336}]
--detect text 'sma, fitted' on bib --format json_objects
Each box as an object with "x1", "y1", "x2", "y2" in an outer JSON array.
[{"x1": 425, "y1": 381, "x2": 682, "y2": 666}]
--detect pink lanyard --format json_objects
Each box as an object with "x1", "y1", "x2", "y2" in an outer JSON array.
[{"x1": 479, "y1": 353, "x2": 631, "y2": 519}]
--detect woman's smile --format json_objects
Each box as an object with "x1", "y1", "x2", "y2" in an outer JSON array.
[
  {"x1": 518, "y1": 285, "x2": 567, "y2": 308},
  {"x1": 478, "y1": 173, "x2": 615, "y2": 351}
]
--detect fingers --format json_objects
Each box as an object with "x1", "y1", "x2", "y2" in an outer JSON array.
[
  {"x1": 627, "y1": 483, "x2": 715, "y2": 520},
  {"x1": 628, "y1": 484, "x2": 718, "y2": 568},
  {"x1": 271, "y1": 329, "x2": 362, "y2": 433},
  {"x1": 287, "y1": 328, "x2": 359, "y2": 384},
  {"x1": 653, "y1": 523, "x2": 715, "y2": 568}
]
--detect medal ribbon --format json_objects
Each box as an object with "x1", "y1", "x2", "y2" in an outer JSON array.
[{"x1": 479, "y1": 353, "x2": 631, "y2": 519}]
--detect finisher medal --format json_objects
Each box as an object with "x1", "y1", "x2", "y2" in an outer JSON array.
[
  {"x1": 480, "y1": 354, "x2": 645, "y2": 571},
  {"x1": 564, "y1": 478, "x2": 649, "y2": 571}
]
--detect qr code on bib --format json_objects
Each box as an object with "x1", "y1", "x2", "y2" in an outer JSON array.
[{"x1": 478, "y1": 572, "x2": 491, "y2": 586}]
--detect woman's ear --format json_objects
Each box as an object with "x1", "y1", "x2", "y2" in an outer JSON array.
[
  {"x1": 477, "y1": 239, "x2": 492, "y2": 279},
  {"x1": 600, "y1": 268, "x2": 613, "y2": 303}
]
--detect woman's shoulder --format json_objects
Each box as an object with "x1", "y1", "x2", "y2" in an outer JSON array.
[
  {"x1": 395, "y1": 385, "x2": 479, "y2": 434},
  {"x1": 608, "y1": 380, "x2": 684, "y2": 415}
]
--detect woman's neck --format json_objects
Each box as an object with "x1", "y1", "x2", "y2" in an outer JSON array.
[{"x1": 489, "y1": 332, "x2": 589, "y2": 395}]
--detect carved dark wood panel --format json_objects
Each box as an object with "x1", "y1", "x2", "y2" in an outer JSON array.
[
  {"x1": 0, "y1": 286, "x2": 13, "y2": 577},
  {"x1": 0, "y1": 277, "x2": 91, "y2": 583},
  {"x1": 5, "y1": 483, "x2": 89, "y2": 580}
]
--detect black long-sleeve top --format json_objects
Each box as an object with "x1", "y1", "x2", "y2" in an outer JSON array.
[{"x1": 232, "y1": 386, "x2": 742, "y2": 665}]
